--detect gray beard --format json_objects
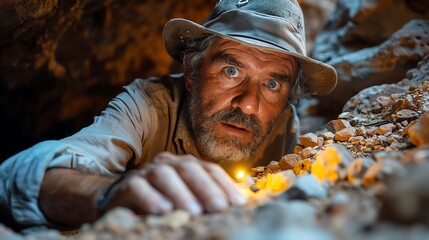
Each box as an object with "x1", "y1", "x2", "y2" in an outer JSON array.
[{"x1": 186, "y1": 82, "x2": 276, "y2": 164}]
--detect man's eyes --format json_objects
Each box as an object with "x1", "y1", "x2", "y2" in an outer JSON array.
[
  {"x1": 223, "y1": 67, "x2": 240, "y2": 78},
  {"x1": 267, "y1": 79, "x2": 280, "y2": 90}
]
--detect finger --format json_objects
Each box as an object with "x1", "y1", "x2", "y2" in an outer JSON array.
[
  {"x1": 174, "y1": 156, "x2": 229, "y2": 212},
  {"x1": 110, "y1": 174, "x2": 173, "y2": 215},
  {"x1": 143, "y1": 164, "x2": 202, "y2": 215},
  {"x1": 202, "y1": 162, "x2": 248, "y2": 206}
]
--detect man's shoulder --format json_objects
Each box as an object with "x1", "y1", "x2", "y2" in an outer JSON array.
[{"x1": 129, "y1": 73, "x2": 185, "y2": 96}]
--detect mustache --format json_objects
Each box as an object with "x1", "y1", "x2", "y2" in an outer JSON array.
[{"x1": 205, "y1": 108, "x2": 262, "y2": 134}]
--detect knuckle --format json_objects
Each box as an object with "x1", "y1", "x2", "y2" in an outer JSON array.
[{"x1": 146, "y1": 164, "x2": 174, "y2": 181}]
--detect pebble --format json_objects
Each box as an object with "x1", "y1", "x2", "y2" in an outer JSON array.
[
  {"x1": 366, "y1": 127, "x2": 378, "y2": 136},
  {"x1": 299, "y1": 132, "x2": 319, "y2": 148},
  {"x1": 146, "y1": 210, "x2": 191, "y2": 229},
  {"x1": 267, "y1": 161, "x2": 280, "y2": 172},
  {"x1": 347, "y1": 157, "x2": 375, "y2": 186},
  {"x1": 293, "y1": 145, "x2": 304, "y2": 154},
  {"x1": 407, "y1": 113, "x2": 429, "y2": 146},
  {"x1": 334, "y1": 127, "x2": 356, "y2": 142},
  {"x1": 93, "y1": 207, "x2": 138, "y2": 234},
  {"x1": 377, "y1": 123, "x2": 396, "y2": 135},
  {"x1": 279, "y1": 154, "x2": 302, "y2": 170},
  {"x1": 293, "y1": 159, "x2": 313, "y2": 176},
  {"x1": 350, "y1": 136, "x2": 364, "y2": 145},
  {"x1": 395, "y1": 109, "x2": 419, "y2": 122},
  {"x1": 376, "y1": 96, "x2": 391, "y2": 107},
  {"x1": 355, "y1": 126, "x2": 366, "y2": 136},
  {"x1": 326, "y1": 119, "x2": 352, "y2": 133},
  {"x1": 338, "y1": 112, "x2": 352, "y2": 119},
  {"x1": 298, "y1": 147, "x2": 318, "y2": 159},
  {"x1": 293, "y1": 174, "x2": 328, "y2": 199},
  {"x1": 322, "y1": 131, "x2": 335, "y2": 140}
]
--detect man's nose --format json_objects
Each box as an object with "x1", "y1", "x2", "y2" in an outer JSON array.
[{"x1": 231, "y1": 82, "x2": 260, "y2": 115}]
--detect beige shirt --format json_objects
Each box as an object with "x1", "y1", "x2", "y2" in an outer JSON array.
[{"x1": 0, "y1": 73, "x2": 299, "y2": 226}]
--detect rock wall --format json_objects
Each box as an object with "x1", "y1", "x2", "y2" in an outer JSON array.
[
  {"x1": 0, "y1": 0, "x2": 218, "y2": 161},
  {"x1": 310, "y1": 0, "x2": 429, "y2": 117}
]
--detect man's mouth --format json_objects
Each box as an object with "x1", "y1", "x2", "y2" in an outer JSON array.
[{"x1": 220, "y1": 122, "x2": 251, "y2": 133}]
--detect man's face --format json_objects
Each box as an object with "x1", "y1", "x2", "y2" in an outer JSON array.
[{"x1": 187, "y1": 38, "x2": 297, "y2": 163}]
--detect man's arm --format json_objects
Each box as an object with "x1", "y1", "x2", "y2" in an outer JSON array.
[{"x1": 39, "y1": 152, "x2": 247, "y2": 227}]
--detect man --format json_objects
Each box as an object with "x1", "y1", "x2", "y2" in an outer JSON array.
[{"x1": 0, "y1": 0, "x2": 336, "y2": 230}]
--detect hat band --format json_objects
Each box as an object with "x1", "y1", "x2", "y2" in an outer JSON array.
[{"x1": 203, "y1": 10, "x2": 306, "y2": 56}]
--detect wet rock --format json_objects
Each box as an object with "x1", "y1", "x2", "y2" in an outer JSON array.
[
  {"x1": 334, "y1": 127, "x2": 356, "y2": 142},
  {"x1": 279, "y1": 154, "x2": 302, "y2": 170},
  {"x1": 326, "y1": 119, "x2": 352, "y2": 133},
  {"x1": 299, "y1": 132, "x2": 319, "y2": 148}
]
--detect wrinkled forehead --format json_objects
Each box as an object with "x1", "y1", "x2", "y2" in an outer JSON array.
[{"x1": 209, "y1": 37, "x2": 298, "y2": 74}]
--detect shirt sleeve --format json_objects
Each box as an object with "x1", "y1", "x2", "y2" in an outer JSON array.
[{"x1": 0, "y1": 79, "x2": 155, "y2": 226}]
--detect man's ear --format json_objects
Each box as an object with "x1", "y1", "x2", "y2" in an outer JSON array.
[{"x1": 182, "y1": 55, "x2": 192, "y2": 91}]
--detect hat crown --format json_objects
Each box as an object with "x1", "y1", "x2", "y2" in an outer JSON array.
[{"x1": 206, "y1": 0, "x2": 305, "y2": 42}]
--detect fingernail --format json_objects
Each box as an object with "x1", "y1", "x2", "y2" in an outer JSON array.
[
  {"x1": 186, "y1": 201, "x2": 202, "y2": 215},
  {"x1": 209, "y1": 197, "x2": 228, "y2": 211}
]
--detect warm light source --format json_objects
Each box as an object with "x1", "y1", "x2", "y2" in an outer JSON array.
[{"x1": 235, "y1": 169, "x2": 246, "y2": 182}]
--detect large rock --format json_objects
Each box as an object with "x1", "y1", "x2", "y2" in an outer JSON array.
[
  {"x1": 316, "y1": 19, "x2": 429, "y2": 115},
  {"x1": 311, "y1": 0, "x2": 429, "y2": 63}
]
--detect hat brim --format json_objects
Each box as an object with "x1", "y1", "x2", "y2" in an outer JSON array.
[{"x1": 163, "y1": 18, "x2": 337, "y2": 95}]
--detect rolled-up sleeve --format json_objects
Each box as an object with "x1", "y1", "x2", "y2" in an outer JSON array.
[{"x1": 0, "y1": 79, "x2": 155, "y2": 226}]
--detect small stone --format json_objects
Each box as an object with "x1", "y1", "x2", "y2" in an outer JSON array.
[
  {"x1": 293, "y1": 159, "x2": 313, "y2": 176},
  {"x1": 298, "y1": 147, "x2": 318, "y2": 159},
  {"x1": 407, "y1": 113, "x2": 429, "y2": 146},
  {"x1": 146, "y1": 210, "x2": 191, "y2": 229},
  {"x1": 249, "y1": 166, "x2": 265, "y2": 176},
  {"x1": 365, "y1": 138, "x2": 375, "y2": 146},
  {"x1": 325, "y1": 119, "x2": 352, "y2": 133},
  {"x1": 423, "y1": 81, "x2": 429, "y2": 91},
  {"x1": 363, "y1": 147, "x2": 373, "y2": 153},
  {"x1": 355, "y1": 126, "x2": 366, "y2": 136},
  {"x1": 350, "y1": 136, "x2": 364, "y2": 145},
  {"x1": 267, "y1": 161, "x2": 280, "y2": 172},
  {"x1": 395, "y1": 109, "x2": 419, "y2": 122},
  {"x1": 349, "y1": 117, "x2": 361, "y2": 126},
  {"x1": 94, "y1": 208, "x2": 138, "y2": 234},
  {"x1": 317, "y1": 137, "x2": 324, "y2": 147},
  {"x1": 322, "y1": 131, "x2": 335, "y2": 140},
  {"x1": 378, "y1": 123, "x2": 396, "y2": 135},
  {"x1": 400, "y1": 120, "x2": 409, "y2": 127},
  {"x1": 292, "y1": 174, "x2": 327, "y2": 199},
  {"x1": 366, "y1": 127, "x2": 377, "y2": 136},
  {"x1": 299, "y1": 133, "x2": 319, "y2": 148},
  {"x1": 334, "y1": 127, "x2": 356, "y2": 142},
  {"x1": 279, "y1": 154, "x2": 302, "y2": 170},
  {"x1": 376, "y1": 96, "x2": 391, "y2": 107},
  {"x1": 347, "y1": 157, "x2": 375, "y2": 186},
  {"x1": 323, "y1": 139, "x2": 334, "y2": 145},
  {"x1": 395, "y1": 123, "x2": 403, "y2": 130},
  {"x1": 293, "y1": 145, "x2": 303, "y2": 154},
  {"x1": 338, "y1": 112, "x2": 352, "y2": 119}
]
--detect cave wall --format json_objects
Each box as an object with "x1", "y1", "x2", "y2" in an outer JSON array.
[{"x1": 0, "y1": 0, "x2": 218, "y2": 161}]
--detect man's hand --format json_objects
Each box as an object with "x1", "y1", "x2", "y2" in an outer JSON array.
[
  {"x1": 103, "y1": 152, "x2": 247, "y2": 216},
  {"x1": 39, "y1": 152, "x2": 246, "y2": 226}
]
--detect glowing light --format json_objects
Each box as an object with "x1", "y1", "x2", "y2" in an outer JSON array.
[{"x1": 235, "y1": 170, "x2": 246, "y2": 181}]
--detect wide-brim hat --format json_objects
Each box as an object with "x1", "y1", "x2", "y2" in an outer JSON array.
[{"x1": 162, "y1": 0, "x2": 337, "y2": 95}]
